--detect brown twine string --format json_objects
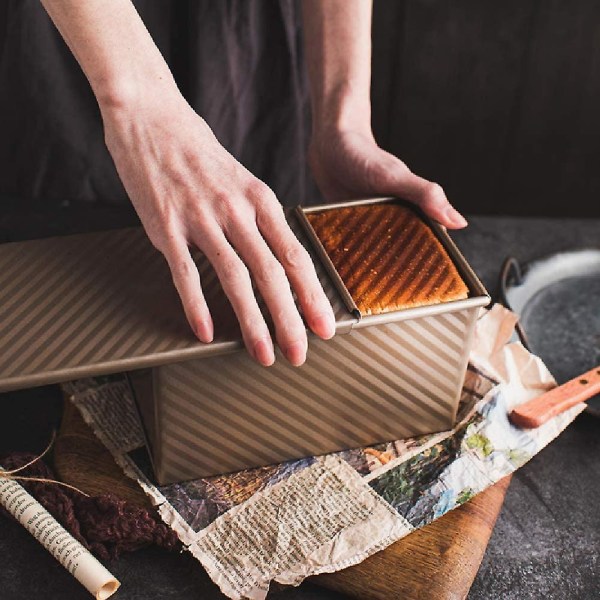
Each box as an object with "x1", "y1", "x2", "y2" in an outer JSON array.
[
  {"x1": 0, "y1": 434, "x2": 181, "y2": 559},
  {"x1": 0, "y1": 430, "x2": 90, "y2": 497}
]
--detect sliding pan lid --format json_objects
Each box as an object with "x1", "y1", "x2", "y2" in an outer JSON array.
[
  {"x1": 0, "y1": 227, "x2": 240, "y2": 391},
  {"x1": 0, "y1": 218, "x2": 352, "y2": 393},
  {"x1": 504, "y1": 249, "x2": 600, "y2": 417}
]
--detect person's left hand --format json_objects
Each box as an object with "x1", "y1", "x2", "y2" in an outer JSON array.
[{"x1": 309, "y1": 128, "x2": 467, "y2": 229}]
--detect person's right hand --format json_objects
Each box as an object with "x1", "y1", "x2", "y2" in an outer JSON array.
[{"x1": 100, "y1": 87, "x2": 335, "y2": 367}]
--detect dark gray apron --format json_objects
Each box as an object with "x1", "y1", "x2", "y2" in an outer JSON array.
[{"x1": 0, "y1": 0, "x2": 314, "y2": 226}]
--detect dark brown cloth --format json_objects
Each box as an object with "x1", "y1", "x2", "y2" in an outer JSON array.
[
  {"x1": 0, "y1": 452, "x2": 180, "y2": 560},
  {"x1": 0, "y1": 0, "x2": 314, "y2": 215}
]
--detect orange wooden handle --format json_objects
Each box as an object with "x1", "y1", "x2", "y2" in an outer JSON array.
[{"x1": 510, "y1": 365, "x2": 600, "y2": 428}]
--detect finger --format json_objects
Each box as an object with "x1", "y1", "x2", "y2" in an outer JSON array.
[
  {"x1": 164, "y1": 240, "x2": 214, "y2": 343},
  {"x1": 255, "y1": 202, "x2": 335, "y2": 341},
  {"x1": 230, "y1": 219, "x2": 309, "y2": 366},
  {"x1": 408, "y1": 178, "x2": 468, "y2": 230},
  {"x1": 373, "y1": 157, "x2": 468, "y2": 229},
  {"x1": 194, "y1": 228, "x2": 275, "y2": 367}
]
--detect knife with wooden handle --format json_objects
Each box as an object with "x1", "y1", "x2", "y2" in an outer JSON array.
[{"x1": 510, "y1": 365, "x2": 600, "y2": 428}]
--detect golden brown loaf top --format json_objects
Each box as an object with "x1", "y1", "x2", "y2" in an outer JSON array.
[{"x1": 306, "y1": 203, "x2": 469, "y2": 316}]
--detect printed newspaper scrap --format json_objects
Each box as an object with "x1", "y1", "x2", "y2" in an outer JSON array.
[{"x1": 63, "y1": 305, "x2": 585, "y2": 600}]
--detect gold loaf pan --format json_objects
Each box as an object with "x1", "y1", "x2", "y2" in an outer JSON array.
[
  {"x1": 133, "y1": 198, "x2": 489, "y2": 483},
  {"x1": 0, "y1": 197, "x2": 489, "y2": 484}
]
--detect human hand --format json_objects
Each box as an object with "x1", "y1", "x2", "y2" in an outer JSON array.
[
  {"x1": 101, "y1": 89, "x2": 335, "y2": 366},
  {"x1": 309, "y1": 128, "x2": 468, "y2": 229}
]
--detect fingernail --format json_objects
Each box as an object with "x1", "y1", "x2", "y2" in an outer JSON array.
[
  {"x1": 285, "y1": 341, "x2": 306, "y2": 367},
  {"x1": 445, "y1": 206, "x2": 468, "y2": 228},
  {"x1": 313, "y1": 312, "x2": 335, "y2": 340},
  {"x1": 196, "y1": 319, "x2": 214, "y2": 343},
  {"x1": 253, "y1": 338, "x2": 275, "y2": 366}
]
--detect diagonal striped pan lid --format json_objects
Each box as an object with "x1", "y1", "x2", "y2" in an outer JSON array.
[{"x1": 0, "y1": 213, "x2": 352, "y2": 393}]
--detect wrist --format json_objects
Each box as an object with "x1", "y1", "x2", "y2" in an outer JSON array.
[
  {"x1": 98, "y1": 75, "x2": 197, "y2": 162},
  {"x1": 311, "y1": 84, "x2": 372, "y2": 139},
  {"x1": 96, "y1": 69, "x2": 179, "y2": 115}
]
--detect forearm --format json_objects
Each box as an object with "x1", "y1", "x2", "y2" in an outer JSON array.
[
  {"x1": 301, "y1": 0, "x2": 373, "y2": 135},
  {"x1": 40, "y1": 0, "x2": 177, "y2": 111}
]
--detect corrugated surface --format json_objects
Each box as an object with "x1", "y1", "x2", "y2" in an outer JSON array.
[
  {"x1": 0, "y1": 218, "x2": 351, "y2": 392},
  {"x1": 134, "y1": 307, "x2": 478, "y2": 484},
  {"x1": 306, "y1": 203, "x2": 469, "y2": 315}
]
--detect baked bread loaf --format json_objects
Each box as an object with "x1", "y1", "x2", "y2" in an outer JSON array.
[{"x1": 306, "y1": 203, "x2": 469, "y2": 316}]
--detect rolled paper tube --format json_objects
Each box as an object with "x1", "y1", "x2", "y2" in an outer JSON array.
[{"x1": 0, "y1": 472, "x2": 120, "y2": 599}]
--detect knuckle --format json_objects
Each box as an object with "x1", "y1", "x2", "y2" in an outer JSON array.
[
  {"x1": 171, "y1": 258, "x2": 193, "y2": 279},
  {"x1": 241, "y1": 322, "x2": 269, "y2": 343},
  {"x1": 282, "y1": 243, "x2": 311, "y2": 270},
  {"x1": 211, "y1": 191, "x2": 237, "y2": 221},
  {"x1": 189, "y1": 204, "x2": 213, "y2": 231},
  {"x1": 247, "y1": 179, "x2": 275, "y2": 203},
  {"x1": 255, "y1": 200, "x2": 284, "y2": 230},
  {"x1": 213, "y1": 194, "x2": 252, "y2": 230},
  {"x1": 219, "y1": 257, "x2": 249, "y2": 285},
  {"x1": 277, "y1": 311, "x2": 304, "y2": 335},
  {"x1": 154, "y1": 211, "x2": 180, "y2": 242},
  {"x1": 277, "y1": 326, "x2": 307, "y2": 348},
  {"x1": 424, "y1": 182, "x2": 446, "y2": 204},
  {"x1": 212, "y1": 189, "x2": 232, "y2": 207},
  {"x1": 305, "y1": 288, "x2": 329, "y2": 310},
  {"x1": 152, "y1": 228, "x2": 182, "y2": 256},
  {"x1": 240, "y1": 314, "x2": 264, "y2": 333},
  {"x1": 226, "y1": 205, "x2": 254, "y2": 229},
  {"x1": 254, "y1": 258, "x2": 285, "y2": 286}
]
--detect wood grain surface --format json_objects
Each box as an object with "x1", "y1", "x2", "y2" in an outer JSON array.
[{"x1": 54, "y1": 398, "x2": 511, "y2": 600}]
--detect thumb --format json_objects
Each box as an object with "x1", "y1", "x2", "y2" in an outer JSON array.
[{"x1": 375, "y1": 158, "x2": 468, "y2": 229}]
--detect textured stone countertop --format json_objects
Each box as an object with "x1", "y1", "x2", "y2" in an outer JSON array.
[{"x1": 0, "y1": 214, "x2": 598, "y2": 599}]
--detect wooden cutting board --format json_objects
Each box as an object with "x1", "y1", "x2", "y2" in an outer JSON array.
[{"x1": 54, "y1": 398, "x2": 511, "y2": 600}]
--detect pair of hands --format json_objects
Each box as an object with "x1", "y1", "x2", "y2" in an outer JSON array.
[{"x1": 102, "y1": 90, "x2": 467, "y2": 367}]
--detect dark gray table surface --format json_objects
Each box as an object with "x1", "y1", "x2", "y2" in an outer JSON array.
[{"x1": 1, "y1": 214, "x2": 599, "y2": 600}]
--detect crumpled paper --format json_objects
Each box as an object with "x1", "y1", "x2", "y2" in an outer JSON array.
[{"x1": 64, "y1": 305, "x2": 585, "y2": 599}]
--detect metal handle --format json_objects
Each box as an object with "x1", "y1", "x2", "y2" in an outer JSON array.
[{"x1": 497, "y1": 256, "x2": 531, "y2": 350}]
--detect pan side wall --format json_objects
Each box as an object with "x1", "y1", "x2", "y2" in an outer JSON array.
[{"x1": 132, "y1": 307, "x2": 478, "y2": 485}]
